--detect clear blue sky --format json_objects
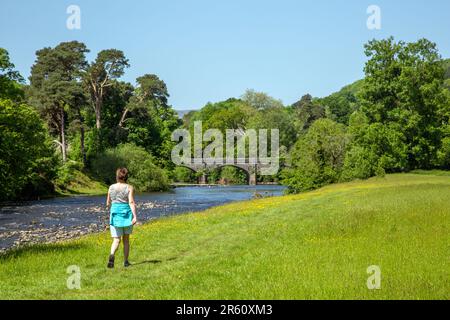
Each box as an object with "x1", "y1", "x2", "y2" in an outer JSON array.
[{"x1": 1, "y1": 0, "x2": 449, "y2": 109}]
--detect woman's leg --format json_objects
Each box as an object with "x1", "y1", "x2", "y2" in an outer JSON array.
[
  {"x1": 123, "y1": 234, "x2": 130, "y2": 262},
  {"x1": 110, "y1": 237, "x2": 121, "y2": 255}
]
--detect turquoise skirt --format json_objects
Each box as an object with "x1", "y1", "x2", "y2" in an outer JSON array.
[{"x1": 110, "y1": 203, "x2": 132, "y2": 227}]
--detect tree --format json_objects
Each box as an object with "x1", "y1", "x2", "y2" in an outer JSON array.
[
  {"x1": 0, "y1": 48, "x2": 24, "y2": 101},
  {"x1": 359, "y1": 37, "x2": 448, "y2": 170},
  {"x1": 0, "y1": 99, "x2": 56, "y2": 200},
  {"x1": 122, "y1": 75, "x2": 181, "y2": 166},
  {"x1": 282, "y1": 119, "x2": 349, "y2": 193},
  {"x1": 317, "y1": 80, "x2": 364, "y2": 124},
  {"x1": 29, "y1": 41, "x2": 89, "y2": 162},
  {"x1": 241, "y1": 89, "x2": 284, "y2": 110},
  {"x1": 136, "y1": 74, "x2": 169, "y2": 106},
  {"x1": 291, "y1": 94, "x2": 325, "y2": 132},
  {"x1": 96, "y1": 80, "x2": 134, "y2": 149},
  {"x1": 247, "y1": 104, "x2": 296, "y2": 153},
  {"x1": 190, "y1": 98, "x2": 256, "y2": 133},
  {"x1": 341, "y1": 111, "x2": 407, "y2": 180},
  {"x1": 182, "y1": 110, "x2": 197, "y2": 128},
  {"x1": 67, "y1": 88, "x2": 90, "y2": 166},
  {"x1": 84, "y1": 49, "x2": 129, "y2": 130},
  {"x1": 118, "y1": 74, "x2": 169, "y2": 128}
]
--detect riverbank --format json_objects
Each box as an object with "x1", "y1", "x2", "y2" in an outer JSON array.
[
  {"x1": 55, "y1": 169, "x2": 108, "y2": 197},
  {"x1": 171, "y1": 182, "x2": 281, "y2": 187},
  {"x1": 0, "y1": 185, "x2": 285, "y2": 253},
  {"x1": 0, "y1": 172, "x2": 449, "y2": 299},
  {"x1": 0, "y1": 169, "x2": 106, "y2": 253}
]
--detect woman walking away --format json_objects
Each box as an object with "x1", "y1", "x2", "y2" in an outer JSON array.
[{"x1": 106, "y1": 168, "x2": 137, "y2": 268}]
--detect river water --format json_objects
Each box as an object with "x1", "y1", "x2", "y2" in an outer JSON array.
[{"x1": 0, "y1": 185, "x2": 286, "y2": 252}]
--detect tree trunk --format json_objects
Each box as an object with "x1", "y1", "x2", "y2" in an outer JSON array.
[
  {"x1": 118, "y1": 108, "x2": 129, "y2": 128},
  {"x1": 95, "y1": 100, "x2": 102, "y2": 130},
  {"x1": 76, "y1": 108, "x2": 87, "y2": 167},
  {"x1": 60, "y1": 107, "x2": 67, "y2": 162},
  {"x1": 80, "y1": 125, "x2": 86, "y2": 166},
  {"x1": 78, "y1": 110, "x2": 87, "y2": 167}
]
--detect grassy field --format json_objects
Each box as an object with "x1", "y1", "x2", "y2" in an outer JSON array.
[{"x1": 0, "y1": 172, "x2": 449, "y2": 299}]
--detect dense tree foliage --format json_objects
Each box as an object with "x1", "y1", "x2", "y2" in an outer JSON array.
[
  {"x1": 189, "y1": 98, "x2": 255, "y2": 132},
  {"x1": 290, "y1": 94, "x2": 326, "y2": 132},
  {"x1": 317, "y1": 80, "x2": 364, "y2": 125},
  {"x1": 123, "y1": 74, "x2": 181, "y2": 168},
  {"x1": 282, "y1": 119, "x2": 349, "y2": 193},
  {"x1": 0, "y1": 99, "x2": 56, "y2": 200},
  {"x1": 172, "y1": 166, "x2": 197, "y2": 183},
  {"x1": 0, "y1": 49, "x2": 56, "y2": 200},
  {"x1": 355, "y1": 38, "x2": 448, "y2": 171},
  {"x1": 29, "y1": 41, "x2": 89, "y2": 162},
  {"x1": 282, "y1": 38, "x2": 449, "y2": 193},
  {"x1": 26, "y1": 43, "x2": 180, "y2": 194},
  {"x1": 241, "y1": 89, "x2": 284, "y2": 110},
  {"x1": 1, "y1": 37, "x2": 449, "y2": 200},
  {"x1": 0, "y1": 48, "x2": 24, "y2": 101},
  {"x1": 84, "y1": 49, "x2": 129, "y2": 130},
  {"x1": 1, "y1": 44, "x2": 181, "y2": 200}
]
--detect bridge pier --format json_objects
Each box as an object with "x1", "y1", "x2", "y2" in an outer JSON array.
[
  {"x1": 249, "y1": 172, "x2": 257, "y2": 186},
  {"x1": 198, "y1": 173, "x2": 208, "y2": 185}
]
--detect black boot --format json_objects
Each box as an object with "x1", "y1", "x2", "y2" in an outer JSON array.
[
  {"x1": 124, "y1": 260, "x2": 131, "y2": 268},
  {"x1": 107, "y1": 254, "x2": 115, "y2": 268}
]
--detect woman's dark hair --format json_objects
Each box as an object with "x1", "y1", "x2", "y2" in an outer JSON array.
[{"x1": 116, "y1": 167, "x2": 129, "y2": 183}]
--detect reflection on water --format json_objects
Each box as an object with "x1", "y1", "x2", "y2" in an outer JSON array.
[{"x1": 0, "y1": 185, "x2": 286, "y2": 251}]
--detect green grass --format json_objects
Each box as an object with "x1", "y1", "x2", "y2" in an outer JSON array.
[
  {"x1": 0, "y1": 172, "x2": 449, "y2": 299},
  {"x1": 56, "y1": 169, "x2": 107, "y2": 196}
]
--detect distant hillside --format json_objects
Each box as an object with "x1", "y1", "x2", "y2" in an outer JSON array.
[
  {"x1": 315, "y1": 79, "x2": 364, "y2": 124},
  {"x1": 175, "y1": 109, "x2": 195, "y2": 119}
]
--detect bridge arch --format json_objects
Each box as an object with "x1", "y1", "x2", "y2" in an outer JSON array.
[
  {"x1": 178, "y1": 162, "x2": 257, "y2": 185},
  {"x1": 173, "y1": 165, "x2": 200, "y2": 184},
  {"x1": 213, "y1": 164, "x2": 252, "y2": 185}
]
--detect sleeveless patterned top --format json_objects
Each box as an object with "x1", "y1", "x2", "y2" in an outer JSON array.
[{"x1": 109, "y1": 183, "x2": 130, "y2": 204}]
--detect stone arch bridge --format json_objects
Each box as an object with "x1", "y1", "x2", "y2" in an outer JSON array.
[{"x1": 181, "y1": 161, "x2": 259, "y2": 185}]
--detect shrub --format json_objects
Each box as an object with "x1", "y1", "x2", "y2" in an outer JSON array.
[
  {"x1": 90, "y1": 143, "x2": 170, "y2": 192},
  {"x1": 217, "y1": 166, "x2": 247, "y2": 184},
  {"x1": 54, "y1": 161, "x2": 83, "y2": 188},
  {"x1": 172, "y1": 166, "x2": 196, "y2": 183},
  {"x1": 282, "y1": 119, "x2": 349, "y2": 193}
]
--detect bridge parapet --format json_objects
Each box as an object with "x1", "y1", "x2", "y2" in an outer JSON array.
[{"x1": 179, "y1": 160, "x2": 259, "y2": 185}]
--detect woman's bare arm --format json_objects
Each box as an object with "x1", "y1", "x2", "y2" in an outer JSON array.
[
  {"x1": 129, "y1": 186, "x2": 137, "y2": 225},
  {"x1": 106, "y1": 188, "x2": 111, "y2": 208}
]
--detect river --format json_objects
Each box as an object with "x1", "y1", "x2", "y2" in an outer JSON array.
[{"x1": 0, "y1": 185, "x2": 286, "y2": 252}]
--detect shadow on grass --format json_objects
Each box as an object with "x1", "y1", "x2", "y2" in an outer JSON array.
[
  {"x1": 132, "y1": 256, "x2": 178, "y2": 266},
  {"x1": 132, "y1": 259, "x2": 163, "y2": 266},
  {"x1": 0, "y1": 242, "x2": 87, "y2": 261}
]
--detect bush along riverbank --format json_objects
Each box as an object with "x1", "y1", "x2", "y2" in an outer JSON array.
[
  {"x1": 0, "y1": 171, "x2": 449, "y2": 299},
  {"x1": 54, "y1": 162, "x2": 108, "y2": 196}
]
